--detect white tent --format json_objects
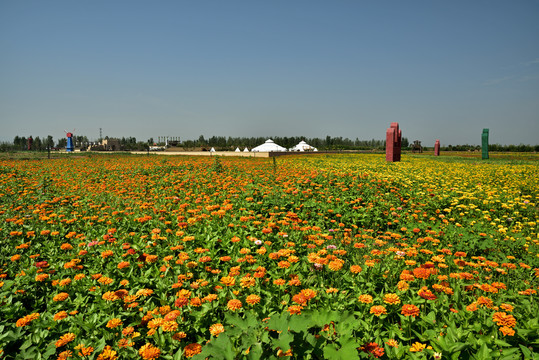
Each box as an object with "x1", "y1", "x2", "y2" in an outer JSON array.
[
  {"x1": 251, "y1": 139, "x2": 287, "y2": 152},
  {"x1": 235, "y1": 147, "x2": 241, "y2": 152},
  {"x1": 210, "y1": 147, "x2": 216, "y2": 152},
  {"x1": 289, "y1": 140, "x2": 317, "y2": 152},
  {"x1": 243, "y1": 147, "x2": 250, "y2": 152}
]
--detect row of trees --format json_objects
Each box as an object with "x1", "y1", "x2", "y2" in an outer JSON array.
[
  {"x1": 0, "y1": 135, "x2": 150, "y2": 152},
  {"x1": 440, "y1": 144, "x2": 539, "y2": 152},
  {"x1": 2, "y1": 134, "x2": 538, "y2": 152},
  {"x1": 182, "y1": 135, "x2": 408, "y2": 151}
]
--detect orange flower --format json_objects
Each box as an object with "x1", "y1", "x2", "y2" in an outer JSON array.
[
  {"x1": 77, "y1": 345, "x2": 94, "y2": 356},
  {"x1": 412, "y1": 267, "x2": 430, "y2": 279},
  {"x1": 106, "y1": 318, "x2": 123, "y2": 328},
  {"x1": 138, "y1": 343, "x2": 161, "y2": 359},
  {"x1": 53, "y1": 292, "x2": 69, "y2": 302},
  {"x1": 15, "y1": 313, "x2": 40, "y2": 327},
  {"x1": 54, "y1": 311, "x2": 68, "y2": 321},
  {"x1": 227, "y1": 299, "x2": 242, "y2": 311},
  {"x1": 220, "y1": 276, "x2": 236, "y2": 286},
  {"x1": 401, "y1": 304, "x2": 420, "y2": 317},
  {"x1": 386, "y1": 339, "x2": 399, "y2": 348},
  {"x1": 61, "y1": 243, "x2": 73, "y2": 250},
  {"x1": 278, "y1": 261, "x2": 291, "y2": 269},
  {"x1": 500, "y1": 303, "x2": 513, "y2": 312},
  {"x1": 358, "y1": 294, "x2": 373, "y2": 304},
  {"x1": 492, "y1": 312, "x2": 517, "y2": 328},
  {"x1": 369, "y1": 305, "x2": 387, "y2": 317},
  {"x1": 477, "y1": 296, "x2": 494, "y2": 308},
  {"x1": 183, "y1": 343, "x2": 202, "y2": 358},
  {"x1": 418, "y1": 287, "x2": 437, "y2": 301},
  {"x1": 328, "y1": 259, "x2": 344, "y2": 271},
  {"x1": 35, "y1": 273, "x2": 49, "y2": 282},
  {"x1": 209, "y1": 323, "x2": 225, "y2": 337},
  {"x1": 350, "y1": 265, "x2": 362, "y2": 274},
  {"x1": 246, "y1": 294, "x2": 261, "y2": 305},
  {"x1": 240, "y1": 276, "x2": 255, "y2": 288},
  {"x1": 499, "y1": 326, "x2": 515, "y2": 336},
  {"x1": 136, "y1": 289, "x2": 153, "y2": 297},
  {"x1": 287, "y1": 305, "x2": 303, "y2": 315},
  {"x1": 397, "y1": 280, "x2": 409, "y2": 291},
  {"x1": 173, "y1": 332, "x2": 187, "y2": 341},
  {"x1": 292, "y1": 293, "x2": 308, "y2": 305},
  {"x1": 96, "y1": 345, "x2": 117, "y2": 360},
  {"x1": 122, "y1": 327, "x2": 135, "y2": 336},
  {"x1": 383, "y1": 293, "x2": 401, "y2": 305},
  {"x1": 57, "y1": 350, "x2": 72, "y2": 360},
  {"x1": 55, "y1": 333, "x2": 76, "y2": 347},
  {"x1": 117, "y1": 261, "x2": 130, "y2": 269},
  {"x1": 101, "y1": 250, "x2": 113, "y2": 258}
]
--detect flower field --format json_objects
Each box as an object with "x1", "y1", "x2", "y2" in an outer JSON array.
[{"x1": 1, "y1": 153, "x2": 538, "y2": 359}]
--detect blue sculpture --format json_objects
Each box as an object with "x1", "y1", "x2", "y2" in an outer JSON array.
[{"x1": 66, "y1": 132, "x2": 74, "y2": 152}]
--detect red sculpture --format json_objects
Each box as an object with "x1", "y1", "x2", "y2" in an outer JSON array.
[
  {"x1": 434, "y1": 140, "x2": 440, "y2": 156},
  {"x1": 385, "y1": 122, "x2": 402, "y2": 162}
]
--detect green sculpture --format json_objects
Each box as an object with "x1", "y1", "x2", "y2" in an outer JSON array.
[{"x1": 482, "y1": 129, "x2": 489, "y2": 160}]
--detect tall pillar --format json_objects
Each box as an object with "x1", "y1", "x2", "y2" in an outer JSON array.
[
  {"x1": 386, "y1": 122, "x2": 402, "y2": 162},
  {"x1": 482, "y1": 129, "x2": 489, "y2": 160},
  {"x1": 434, "y1": 140, "x2": 440, "y2": 156}
]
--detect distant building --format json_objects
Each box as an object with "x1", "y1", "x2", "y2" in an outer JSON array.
[{"x1": 87, "y1": 138, "x2": 121, "y2": 151}]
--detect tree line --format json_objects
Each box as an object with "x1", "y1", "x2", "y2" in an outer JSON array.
[
  {"x1": 181, "y1": 135, "x2": 399, "y2": 151},
  {"x1": 1, "y1": 134, "x2": 537, "y2": 152}
]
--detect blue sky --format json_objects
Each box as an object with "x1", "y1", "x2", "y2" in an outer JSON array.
[{"x1": 1, "y1": 1, "x2": 538, "y2": 146}]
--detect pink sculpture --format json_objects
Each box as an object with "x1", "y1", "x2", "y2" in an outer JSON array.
[
  {"x1": 385, "y1": 122, "x2": 402, "y2": 162},
  {"x1": 434, "y1": 139, "x2": 440, "y2": 156}
]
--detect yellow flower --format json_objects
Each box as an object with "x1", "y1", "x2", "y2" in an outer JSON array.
[{"x1": 409, "y1": 342, "x2": 426, "y2": 352}]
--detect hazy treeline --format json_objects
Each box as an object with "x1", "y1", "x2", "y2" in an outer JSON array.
[
  {"x1": 0, "y1": 135, "x2": 149, "y2": 152},
  {"x1": 2, "y1": 134, "x2": 538, "y2": 152},
  {"x1": 182, "y1": 135, "x2": 399, "y2": 151},
  {"x1": 440, "y1": 144, "x2": 539, "y2": 152}
]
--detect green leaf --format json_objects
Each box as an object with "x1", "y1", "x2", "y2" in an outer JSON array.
[
  {"x1": 449, "y1": 342, "x2": 469, "y2": 352},
  {"x1": 42, "y1": 344, "x2": 57, "y2": 360},
  {"x1": 518, "y1": 345, "x2": 532, "y2": 359},
  {"x1": 173, "y1": 347, "x2": 183, "y2": 360},
  {"x1": 500, "y1": 348, "x2": 520, "y2": 358},
  {"x1": 323, "y1": 344, "x2": 340, "y2": 359},
  {"x1": 288, "y1": 314, "x2": 312, "y2": 333},
  {"x1": 339, "y1": 339, "x2": 360, "y2": 359},
  {"x1": 204, "y1": 334, "x2": 235, "y2": 360},
  {"x1": 267, "y1": 313, "x2": 290, "y2": 334},
  {"x1": 274, "y1": 332, "x2": 294, "y2": 353},
  {"x1": 475, "y1": 343, "x2": 491, "y2": 360},
  {"x1": 246, "y1": 343, "x2": 263, "y2": 360},
  {"x1": 20, "y1": 338, "x2": 33, "y2": 351},
  {"x1": 494, "y1": 339, "x2": 511, "y2": 348}
]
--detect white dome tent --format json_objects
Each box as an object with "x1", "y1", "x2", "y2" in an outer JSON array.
[
  {"x1": 235, "y1": 147, "x2": 241, "y2": 152},
  {"x1": 251, "y1": 139, "x2": 287, "y2": 152},
  {"x1": 289, "y1": 140, "x2": 317, "y2": 152},
  {"x1": 243, "y1": 147, "x2": 250, "y2": 152}
]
